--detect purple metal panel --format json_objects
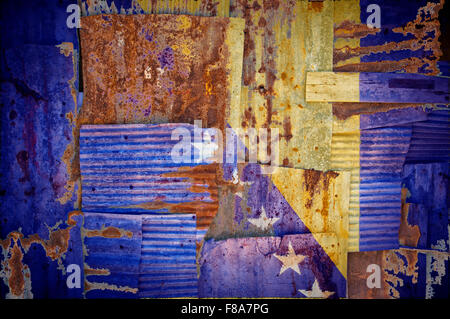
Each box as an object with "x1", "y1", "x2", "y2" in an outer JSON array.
[
  {"x1": 198, "y1": 234, "x2": 346, "y2": 298},
  {"x1": 359, "y1": 72, "x2": 449, "y2": 104}
]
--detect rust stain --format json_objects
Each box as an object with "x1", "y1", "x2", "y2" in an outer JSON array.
[
  {"x1": 334, "y1": 20, "x2": 380, "y2": 39},
  {"x1": 334, "y1": 0, "x2": 444, "y2": 75},
  {"x1": 332, "y1": 102, "x2": 425, "y2": 120},
  {"x1": 84, "y1": 279, "x2": 138, "y2": 294},
  {"x1": 79, "y1": 14, "x2": 236, "y2": 134},
  {"x1": 308, "y1": 1, "x2": 324, "y2": 13},
  {"x1": 84, "y1": 226, "x2": 133, "y2": 239},
  {"x1": 0, "y1": 211, "x2": 83, "y2": 298},
  {"x1": 84, "y1": 264, "x2": 111, "y2": 276},
  {"x1": 303, "y1": 169, "x2": 339, "y2": 210},
  {"x1": 399, "y1": 188, "x2": 421, "y2": 248},
  {"x1": 8, "y1": 239, "x2": 25, "y2": 297},
  {"x1": 384, "y1": 249, "x2": 419, "y2": 298}
]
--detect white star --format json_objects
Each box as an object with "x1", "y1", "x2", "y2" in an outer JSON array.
[
  {"x1": 248, "y1": 206, "x2": 280, "y2": 231},
  {"x1": 299, "y1": 278, "x2": 335, "y2": 298},
  {"x1": 273, "y1": 241, "x2": 306, "y2": 275}
]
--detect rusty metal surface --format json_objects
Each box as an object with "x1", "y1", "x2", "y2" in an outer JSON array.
[
  {"x1": 79, "y1": 123, "x2": 219, "y2": 233},
  {"x1": 79, "y1": 13, "x2": 244, "y2": 133},
  {"x1": 83, "y1": 212, "x2": 141, "y2": 298},
  {"x1": 226, "y1": 0, "x2": 334, "y2": 171},
  {"x1": 348, "y1": 248, "x2": 449, "y2": 299}
]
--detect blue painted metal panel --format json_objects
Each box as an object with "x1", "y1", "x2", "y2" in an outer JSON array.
[
  {"x1": 139, "y1": 214, "x2": 198, "y2": 298},
  {"x1": 401, "y1": 162, "x2": 449, "y2": 251},
  {"x1": 79, "y1": 123, "x2": 216, "y2": 214},
  {"x1": 83, "y1": 212, "x2": 142, "y2": 298},
  {"x1": 359, "y1": 125, "x2": 412, "y2": 251}
]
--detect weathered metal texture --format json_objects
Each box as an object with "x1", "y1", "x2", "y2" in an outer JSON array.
[
  {"x1": 81, "y1": 0, "x2": 230, "y2": 18},
  {"x1": 207, "y1": 163, "x2": 350, "y2": 278},
  {"x1": 79, "y1": 13, "x2": 244, "y2": 134},
  {"x1": 79, "y1": 124, "x2": 218, "y2": 233},
  {"x1": 226, "y1": 0, "x2": 333, "y2": 171},
  {"x1": 83, "y1": 212, "x2": 142, "y2": 298},
  {"x1": 332, "y1": 0, "x2": 447, "y2": 253},
  {"x1": 333, "y1": 0, "x2": 446, "y2": 118},
  {"x1": 405, "y1": 109, "x2": 450, "y2": 163},
  {"x1": 0, "y1": 42, "x2": 83, "y2": 297},
  {"x1": 199, "y1": 234, "x2": 346, "y2": 298},
  {"x1": 359, "y1": 125, "x2": 412, "y2": 251},
  {"x1": 400, "y1": 162, "x2": 449, "y2": 251},
  {"x1": 307, "y1": 71, "x2": 449, "y2": 103},
  {"x1": 360, "y1": 106, "x2": 428, "y2": 130},
  {"x1": 348, "y1": 248, "x2": 449, "y2": 299},
  {"x1": 139, "y1": 214, "x2": 198, "y2": 298}
]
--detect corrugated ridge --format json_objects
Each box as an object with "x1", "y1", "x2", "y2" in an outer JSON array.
[
  {"x1": 405, "y1": 109, "x2": 450, "y2": 163},
  {"x1": 331, "y1": 130, "x2": 360, "y2": 252},
  {"x1": 139, "y1": 214, "x2": 198, "y2": 298},
  {"x1": 359, "y1": 125, "x2": 412, "y2": 251},
  {"x1": 80, "y1": 124, "x2": 218, "y2": 231}
]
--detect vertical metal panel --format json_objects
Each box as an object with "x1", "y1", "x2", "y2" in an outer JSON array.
[
  {"x1": 401, "y1": 162, "x2": 449, "y2": 251},
  {"x1": 199, "y1": 233, "x2": 346, "y2": 298},
  {"x1": 359, "y1": 125, "x2": 412, "y2": 251},
  {"x1": 139, "y1": 214, "x2": 198, "y2": 298},
  {"x1": 83, "y1": 212, "x2": 142, "y2": 298},
  {"x1": 0, "y1": 43, "x2": 82, "y2": 298}
]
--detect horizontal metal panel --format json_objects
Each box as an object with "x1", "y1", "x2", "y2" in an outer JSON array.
[
  {"x1": 199, "y1": 233, "x2": 346, "y2": 298},
  {"x1": 79, "y1": 124, "x2": 218, "y2": 231},
  {"x1": 405, "y1": 109, "x2": 450, "y2": 163},
  {"x1": 139, "y1": 214, "x2": 198, "y2": 298}
]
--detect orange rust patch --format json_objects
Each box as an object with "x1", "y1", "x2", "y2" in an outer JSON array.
[
  {"x1": 399, "y1": 188, "x2": 421, "y2": 247},
  {"x1": 332, "y1": 102, "x2": 424, "y2": 120},
  {"x1": 334, "y1": 20, "x2": 380, "y2": 39},
  {"x1": 84, "y1": 226, "x2": 133, "y2": 239},
  {"x1": 308, "y1": 1, "x2": 324, "y2": 12},
  {"x1": 8, "y1": 239, "x2": 25, "y2": 297}
]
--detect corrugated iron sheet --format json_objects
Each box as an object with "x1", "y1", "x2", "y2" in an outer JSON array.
[
  {"x1": 199, "y1": 233, "x2": 346, "y2": 298},
  {"x1": 83, "y1": 212, "x2": 142, "y2": 298},
  {"x1": 79, "y1": 123, "x2": 218, "y2": 232},
  {"x1": 139, "y1": 214, "x2": 198, "y2": 298},
  {"x1": 359, "y1": 125, "x2": 412, "y2": 251},
  {"x1": 405, "y1": 109, "x2": 450, "y2": 163},
  {"x1": 348, "y1": 248, "x2": 449, "y2": 299}
]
